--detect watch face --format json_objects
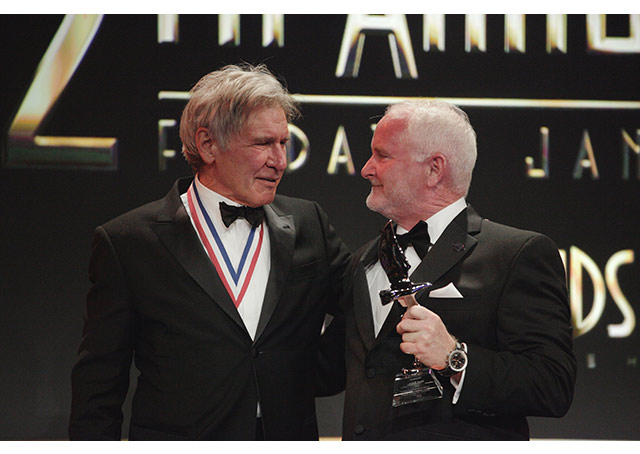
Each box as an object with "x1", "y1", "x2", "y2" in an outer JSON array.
[{"x1": 450, "y1": 350, "x2": 467, "y2": 372}]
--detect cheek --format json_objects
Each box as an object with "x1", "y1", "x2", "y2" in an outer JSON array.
[
  {"x1": 374, "y1": 164, "x2": 387, "y2": 179},
  {"x1": 250, "y1": 152, "x2": 270, "y2": 169},
  {"x1": 235, "y1": 157, "x2": 262, "y2": 176},
  {"x1": 381, "y1": 165, "x2": 398, "y2": 182}
]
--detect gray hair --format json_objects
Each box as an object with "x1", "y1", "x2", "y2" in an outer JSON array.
[
  {"x1": 179, "y1": 63, "x2": 300, "y2": 172},
  {"x1": 384, "y1": 99, "x2": 477, "y2": 196}
]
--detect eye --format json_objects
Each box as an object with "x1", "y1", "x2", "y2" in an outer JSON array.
[{"x1": 372, "y1": 148, "x2": 388, "y2": 160}]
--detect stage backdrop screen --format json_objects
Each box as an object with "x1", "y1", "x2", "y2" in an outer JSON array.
[{"x1": 1, "y1": 14, "x2": 639, "y2": 439}]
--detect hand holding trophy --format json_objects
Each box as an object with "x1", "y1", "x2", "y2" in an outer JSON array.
[{"x1": 378, "y1": 220, "x2": 444, "y2": 407}]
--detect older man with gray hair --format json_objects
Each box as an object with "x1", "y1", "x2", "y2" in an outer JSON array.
[
  {"x1": 69, "y1": 64, "x2": 350, "y2": 440},
  {"x1": 341, "y1": 99, "x2": 576, "y2": 440}
]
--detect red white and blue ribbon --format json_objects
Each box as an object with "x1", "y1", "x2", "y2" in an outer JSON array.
[{"x1": 187, "y1": 183, "x2": 264, "y2": 308}]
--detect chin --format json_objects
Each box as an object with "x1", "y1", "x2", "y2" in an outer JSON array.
[
  {"x1": 365, "y1": 194, "x2": 382, "y2": 213},
  {"x1": 366, "y1": 194, "x2": 395, "y2": 219},
  {"x1": 253, "y1": 194, "x2": 277, "y2": 207}
]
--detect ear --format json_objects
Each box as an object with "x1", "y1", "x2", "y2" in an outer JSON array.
[
  {"x1": 425, "y1": 153, "x2": 446, "y2": 187},
  {"x1": 195, "y1": 127, "x2": 218, "y2": 165}
]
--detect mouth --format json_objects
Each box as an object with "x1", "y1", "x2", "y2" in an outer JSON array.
[{"x1": 256, "y1": 176, "x2": 280, "y2": 185}]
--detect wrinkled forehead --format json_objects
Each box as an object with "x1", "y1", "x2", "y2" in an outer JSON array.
[{"x1": 231, "y1": 106, "x2": 289, "y2": 140}]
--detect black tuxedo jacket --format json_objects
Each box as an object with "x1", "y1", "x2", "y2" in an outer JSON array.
[
  {"x1": 342, "y1": 206, "x2": 576, "y2": 440},
  {"x1": 69, "y1": 178, "x2": 350, "y2": 440}
]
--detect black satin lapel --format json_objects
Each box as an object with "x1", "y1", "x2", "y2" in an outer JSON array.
[
  {"x1": 373, "y1": 300, "x2": 405, "y2": 347},
  {"x1": 152, "y1": 201, "x2": 247, "y2": 333},
  {"x1": 352, "y1": 240, "x2": 379, "y2": 350},
  {"x1": 361, "y1": 237, "x2": 379, "y2": 268},
  {"x1": 254, "y1": 206, "x2": 295, "y2": 342},
  {"x1": 410, "y1": 214, "x2": 478, "y2": 286}
]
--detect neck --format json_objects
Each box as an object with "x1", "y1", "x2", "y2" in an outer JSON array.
[
  {"x1": 196, "y1": 172, "x2": 245, "y2": 206},
  {"x1": 395, "y1": 190, "x2": 461, "y2": 231}
]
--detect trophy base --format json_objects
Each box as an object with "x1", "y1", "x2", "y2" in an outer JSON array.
[
  {"x1": 392, "y1": 367, "x2": 443, "y2": 407},
  {"x1": 380, "y1": 282, "x2": 432, "y2": 306}
]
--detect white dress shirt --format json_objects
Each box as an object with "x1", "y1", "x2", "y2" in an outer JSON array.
[{"x1": 180, "y1": 175, "x2": 271, "y2": 341}]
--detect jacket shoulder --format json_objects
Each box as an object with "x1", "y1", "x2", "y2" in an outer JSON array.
[
  {"x1": 479, "y1": 218, "x2": 560, "y2": 252},
  {"x1": 100, "y1": 197, "x2": 166, "y2": 237},
  {"x1": 270, "y1": 194, "x2": 323, "y2": 218}
]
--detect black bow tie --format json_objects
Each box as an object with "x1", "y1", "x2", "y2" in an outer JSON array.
[
  {"x1": 219, "y1": 202, "x2": 265, "y2": 228},
  {"x1": 396, "y1": 221, "x2": 431, "y2": 259}
]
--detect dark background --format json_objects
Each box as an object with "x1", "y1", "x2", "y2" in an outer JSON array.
[{"x1": 1, "y1": 14, "x2": 638, "y2": 439}]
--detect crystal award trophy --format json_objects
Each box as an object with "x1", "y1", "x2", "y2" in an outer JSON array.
[{"x1": 378, "y1": 220, "x2": 444, "y2": 407}]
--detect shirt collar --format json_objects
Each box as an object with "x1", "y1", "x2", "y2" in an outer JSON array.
[
  {"x1": 192, "y1": 175, "x2": 246, "y2": 230},
  {"x1": 194, "y1": 174, "x2": 243, "y2": 209},
  {"x1": 396, "y1": 197, "x2": 467, "y2": 244}
]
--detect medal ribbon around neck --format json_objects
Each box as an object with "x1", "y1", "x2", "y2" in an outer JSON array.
[{"x1": 187, "y1": 183, "x2": 264, "y2": 308}]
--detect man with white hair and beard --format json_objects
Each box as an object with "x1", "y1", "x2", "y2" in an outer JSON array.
[{"x1": 341, "y1": 99, "x2": 576, "y2": 440}]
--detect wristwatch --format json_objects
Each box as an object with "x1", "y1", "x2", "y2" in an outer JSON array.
[{"x1": 437, "y1": 341, "x2": 468, "y2": 377}]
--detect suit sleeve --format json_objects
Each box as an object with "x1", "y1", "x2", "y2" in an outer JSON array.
[
  {"x1": 312, "y1": 202, "x2": 351, "y2": 397},
  {"x1": 69, "y1": 226, "x2": 135, "y2": 440},
  {"x1": 455, "y1": 234, "x2": 576, "y2": 417}
]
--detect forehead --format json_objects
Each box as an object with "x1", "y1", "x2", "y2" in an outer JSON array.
[
  {"x1": 372, "y1": 116, "x2": 409, "y2": 150},
  {"x1": 244, "y1": 106, "x2": 288, "y2": 133}
]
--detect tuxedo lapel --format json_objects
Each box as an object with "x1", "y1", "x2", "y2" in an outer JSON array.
[
  {"x1": 373, "y1": 300, "x2": 405, "y2": 348},
  {"x1": 254, "y1": 204, "x2": 295, "y2": 342},
  {"x1": 353, "y1": 240, "x2": 379, "y2": 350},
  {"x1": 410, "y1": 206, "x2": 480, "y2": 287},
  {"x1": 151, "y1": 178, "x2": 247, "y2": 334}
]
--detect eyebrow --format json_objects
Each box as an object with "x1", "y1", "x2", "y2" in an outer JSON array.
[{"x1": 252, "y1": 134, "x2": 290, "y2": 143}]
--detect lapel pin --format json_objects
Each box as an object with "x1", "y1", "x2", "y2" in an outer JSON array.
[{"x1": 452, "y1": 242, "x2": 465, "y2": 252}]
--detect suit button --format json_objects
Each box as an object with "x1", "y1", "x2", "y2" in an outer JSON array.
[
  {"x1": 354, "y1": 425, "x2": 365, "y2": 435},
  {"x1": 366, "y1": 368, "x2": 376, "y2": 378},
  {"x1": 252, "y1": 348, "x2": 261, "y2": 358}
]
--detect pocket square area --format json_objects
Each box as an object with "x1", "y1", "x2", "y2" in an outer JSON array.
[{"x1": 429, "y1": 282, "x2": 464, "y2": 298}]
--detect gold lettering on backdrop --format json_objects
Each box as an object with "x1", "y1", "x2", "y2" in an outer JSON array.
[
  {"x1": 159, "y1": 14, "x2": 640, "y2": 55},
  {"x1": 547, "y1": 14, "x2": 567, "y2": 53},
  {"x1": 217, "y1": 14, "x2": 285, "y2": 46},
  {"x1": 157, "y1": 14, "x2": 178, "y2": 43},
  {"x1": 525, "y1": 126, "x2": 550, "y2": 178},
  {"x1": 262, "y1": 14, "x2": 284, "y2": 47},
  {"x1": 605, "y1": 250, "x2": 636, "y2": 338},
  {"x1": 158, "y1": 119, "x2": 177, "y2": 171},
  {"x1": 286, "y1": 124, "x2": 310, "y2": 173},
  {"x1": 335, "y1": 14, "x2": 418, "y2": 79},
  {"x1": 587, "y1": 14, "x2": 640, "y2": 53},
  {"x1": 6, "y1": 14, "x2": 117, "y2": 169},
  {"x1": 622, "y1": 129, "x2": 640, "y2": 180},
  {"x1": 219, "y1": 15, "x2": 240, "y2": 46},
  {"x1": 423, "y1": 14, "x2": 445, "y2": 52},
  {"x1": 566, "y1": 246, "x2": 607, "y2": 338},
  {"x1": 147, "y1": 14, "x2": 280, "y2": 47},
  {"x1": 465, "y1": 15, "x2": 486, "y2": 52},
  {"x1": 327, "y1": 126, "x2": 356, "y2": 175},
  {"x1": 560, "y1": 247, "x2": 637, "y2": 338},
  {"x1": 573, "y1": 130, "x2": 600, "y2": 179},
  {"x1": 505, "y1": 14, "x2": 526, "y2": 53}
]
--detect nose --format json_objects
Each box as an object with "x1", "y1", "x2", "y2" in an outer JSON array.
[
  {"x1": 268, "y1": 143, "x2": 288, "y2": 172},
  {"x1": 361, "y1": 155, "x2": 375, "y2": 179}
]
